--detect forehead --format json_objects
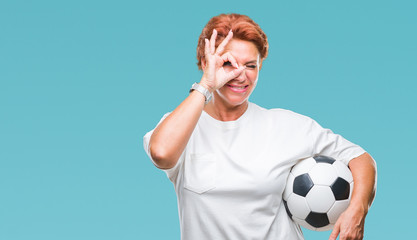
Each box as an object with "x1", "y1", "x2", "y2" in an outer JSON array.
[{"x1": 224, "y1": 39, "x2": 260, "y2": 62}]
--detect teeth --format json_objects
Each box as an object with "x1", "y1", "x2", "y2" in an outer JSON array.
[{"x1": 230, "y1": 86, "x2": 245, "y2": 89}]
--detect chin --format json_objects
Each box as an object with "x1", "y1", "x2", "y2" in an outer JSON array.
[
  {"x1": 229, "y1": 97, "x2": 248, "y2": 106},
  {"x1": 219, "y1": 95, "x2": 249, "y2": 108}
]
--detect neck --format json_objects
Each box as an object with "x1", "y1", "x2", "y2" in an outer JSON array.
[{"x1": 204, "y1": 100, "x2": 249, "y2": 121}]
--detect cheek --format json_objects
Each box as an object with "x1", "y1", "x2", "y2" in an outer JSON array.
[{"x1": 247, "y1": 71, "x2": 259, "y2": 83}]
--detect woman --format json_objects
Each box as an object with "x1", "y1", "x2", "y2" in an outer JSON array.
[{"x1": 144, "y1": 13, "x2": 376, "y2": 240}]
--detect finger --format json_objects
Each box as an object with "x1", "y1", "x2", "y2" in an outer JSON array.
[
  {"x1": 210, "y1": 29, "x2": 217, "y2": 54},
  {"x1": 221, "y1": 52, "x2": 239, "y2": 68},
  {"x1": 329, "y1": 223, "x2": 341, "y2": 240},
  {"x1": 224, "y1": 66, "x2": 245, "y2": 81},
  {"x1": 215, "y1": 30, "x2": 233, "y2": 55},
  {"x1": 204, "y1": 38, "x2": 210, "y2": 57}
]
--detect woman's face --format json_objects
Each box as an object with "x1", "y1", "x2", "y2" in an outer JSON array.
[{"x1": 215, "y1": 39, "x2": 261, "y2": 108}]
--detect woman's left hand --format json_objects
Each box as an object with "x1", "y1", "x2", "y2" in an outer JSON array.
[{"x1": 329, "y1": 205, "x2": 367, "y2": 240}]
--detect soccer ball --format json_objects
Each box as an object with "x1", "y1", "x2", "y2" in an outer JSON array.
[{"x1": 283, "y1": 155, "x2": 353, "y2": 231}]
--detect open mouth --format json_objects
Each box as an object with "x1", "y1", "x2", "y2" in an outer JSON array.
[{"x1": 226, "y1": 84, "x2": 249, "y2": 93}]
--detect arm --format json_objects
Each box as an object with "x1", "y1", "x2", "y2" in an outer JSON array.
[
  {"x1": 149, "y1": 29, "x2": 244, "y2": 169},
  {"x1": 329, "y1": 152, "x2": 377, "y2": 240},
  {"x1": 149, "y1": 91, "x2": 206, "y2": 169}
]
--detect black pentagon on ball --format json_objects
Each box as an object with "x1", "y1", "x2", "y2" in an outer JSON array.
[
  {"x1": 305, "y1": 212, "x2": 330, "y2": 228},
  {"x1": 331, "y1": 177, "x2": 350, "y2": 200},
  {"x1": 283, "y1": 200, "x2": 292, "y2": 218},
  {"x1": 293, "y1": 173, "x2": 314, "y2": 197},
  {"x1": 313, "y1": 155, "x2": 335, "y2": 164}
]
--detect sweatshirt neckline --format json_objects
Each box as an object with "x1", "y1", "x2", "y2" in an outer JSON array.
[{"x1": 201, "y1": 102, "x2": 253, "y2": 130}]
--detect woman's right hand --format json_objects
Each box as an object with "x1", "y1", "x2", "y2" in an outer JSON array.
[{"x1": 200, "y1": 29, "x2": 246, "y2": 92}]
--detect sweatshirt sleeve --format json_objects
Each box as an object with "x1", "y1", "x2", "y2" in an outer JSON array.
[{"x1": 308, "y1": 118, "x2": 366, "y2": 165}]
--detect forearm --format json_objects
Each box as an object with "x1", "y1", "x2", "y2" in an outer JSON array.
[
  {"x1": 348, "y1": 152, "x2": 377, "y2": 213},
  {"x1": 149, "y1": 90, "x2": 206, "y2": 169}
]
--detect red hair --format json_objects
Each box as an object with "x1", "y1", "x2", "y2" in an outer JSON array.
[{"x1": 196, "y1": 13, "x2": 268, "y2": 70}]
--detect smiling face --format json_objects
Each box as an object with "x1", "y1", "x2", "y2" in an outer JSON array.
[{"x1": 214, "y1": 38, "x2": 261, "y2": 108}]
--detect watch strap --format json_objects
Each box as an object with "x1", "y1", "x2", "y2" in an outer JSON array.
[{"x1": 190, "y1": 82, "x2": 212, "y2": 104}]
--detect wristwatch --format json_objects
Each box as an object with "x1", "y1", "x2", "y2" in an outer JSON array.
[{"x1": 190, "y1": 82, "x2": 212, "y2": 104}]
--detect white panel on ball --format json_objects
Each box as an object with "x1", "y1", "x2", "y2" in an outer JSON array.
[
  {"x1": 291, "y1": 157, "x2": 316, "y2": 177},
  {"x1": 306, "y1": 186, "x2": 335, "y2": 212},
  {"x1": 309, "y1": 163, "x2": 338, "y2": 186},
  {"x1": 283, "y1": 173, "x2": 295, "y2": 201},
  {"x1": 287, "y1": 194, "x2": 311, "y2": 219},
  {"x1": 327, "y1": 200, "x2": 350, "y2": 223},
  {"x1": 332, "y1": 160, "x2": 353, "y2": 183}
]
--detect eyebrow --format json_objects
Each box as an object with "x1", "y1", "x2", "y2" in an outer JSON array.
[{"x1": 245, "y1": 60, "x2": 258, "y2": 64}]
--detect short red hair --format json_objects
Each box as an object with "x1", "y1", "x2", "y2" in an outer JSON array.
[{"x1": 196, "y1": 13, "x2": 268, "y2": 70}]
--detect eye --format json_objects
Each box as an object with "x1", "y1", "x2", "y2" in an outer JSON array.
[
  {"x1": 246, "y1": 64, "x2": 257, "y2": 69},
  {"x1": 223, "y1": 61, "x2": 232, "y2": 67}
]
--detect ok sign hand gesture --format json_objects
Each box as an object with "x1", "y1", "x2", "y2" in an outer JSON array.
[{"x1": 200, "y1": 29, "x2": 246, "y2": 92}]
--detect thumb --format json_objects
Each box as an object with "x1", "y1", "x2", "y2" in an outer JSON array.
[{"x1": 329, "y1": 222, "x2": 340, "y2": 240}]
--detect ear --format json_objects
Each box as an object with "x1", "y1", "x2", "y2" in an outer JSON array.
[
  {"x1": 201, "y1": 58, "x2": 206, "y2": 70},
  {"x1": 258, "y1": 59, "x2": 263, "y2": 70}
]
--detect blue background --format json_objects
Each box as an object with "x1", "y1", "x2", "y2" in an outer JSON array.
[{"x1": 1, "y1": 0, "x2": 416, "y2": 239}]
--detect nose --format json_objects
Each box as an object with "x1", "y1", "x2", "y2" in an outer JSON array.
[{"x1": 234, "y1": 68, "x2": 246, "y2": 82}]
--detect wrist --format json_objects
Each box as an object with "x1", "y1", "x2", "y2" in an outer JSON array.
[
  {"x1": 347, "y1": 200, "x2": 369, "y2": 216},
  {"x1": 199, "y1": 78, "x2": 214, "y2": 93}
]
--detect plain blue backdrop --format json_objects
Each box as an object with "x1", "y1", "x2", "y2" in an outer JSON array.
[{"x1": 1, "y1": 0, "x2": 416, "y2": 239}]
